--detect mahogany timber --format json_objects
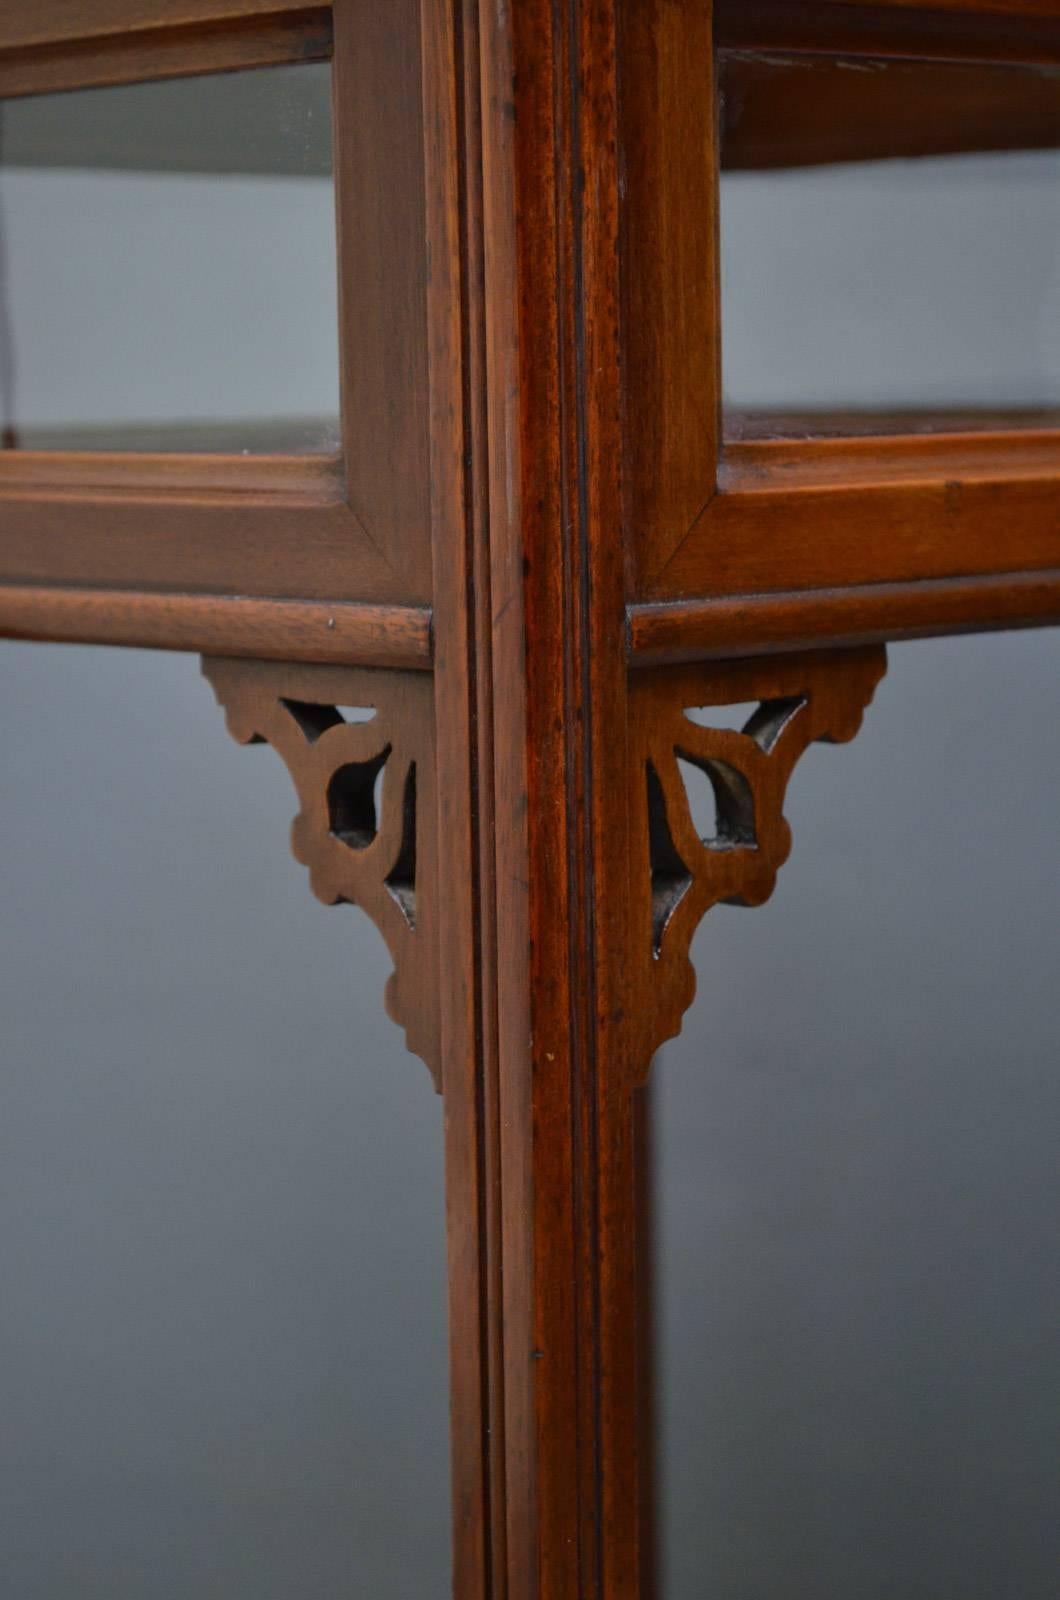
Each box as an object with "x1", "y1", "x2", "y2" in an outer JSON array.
[
  {"x1": 0, "y1": 0, "x2": 434, "y2": 611},
  {"x1": 646, "y1": 434, "x2": 1060, "y2": 601},
  {"x1": 718, "y1": 0, "x2": 1060, "y2": 62},
  {"x1": 620, "y1": 0, "x2": 719, "y2": 605},
  {"x1": 0, "y1": 586, "x2": 433, "y2": 667},
  {"x1": 628, "y1": 571, "x2": 1060, "y2": 663},
  {"x1": 477, "y1": 2, "x2": 644, "y2": 1594},
  {"x1": 728, "y1": 408, "x2": 1060, "y2": 436},
  {"x1": 623, "y1": 3, "x2": 1060, "y2": 611},
  {"x1": 0, "y1": 11, "x2": 332, "y2": 97},
  {"x1": 0, "y1": 481, "x2": 404, "y2": 605},
  {"x1": 813, "y1": 0, "x2": 1060, "y2": 16},
  {"x1": 627, "y1": 646, "x2": 888, "y2": 1069},
  {"x1": 421, "y1": 0, "x2": 500, "y2": 1590},
  {"x1": 203, "y1": 654, "x2": 441, "y2": 1076},
  {"x1": 333, "y1": 0, "x2": 433, "y2": 602},
  {"x1": 0, "y1": 0, "x2": 329, "y2": 52},
  {"x1": 721, "y1": 50, "x2": 1060, "y2": 172}
]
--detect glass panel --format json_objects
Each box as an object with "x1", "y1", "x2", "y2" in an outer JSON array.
[
  {"x1": 0, "y1": 644, "x2": 450, "y2": 1596},
  {"x1": 653, "y1": 629, "x2": 1060, "y2": 1598},
  {"x1": 0, "y1": 64, "x2": 339, "y2": 453},
  {"x1": 720, "y1": 53, "x2": 1060, "y2": 438}
]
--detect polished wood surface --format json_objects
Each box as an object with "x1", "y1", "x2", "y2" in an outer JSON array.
[
  {"x1": 0, "y1": 1, "x2": 327, "y2": 52},
  {"x1": 0, "y1": 586, "x2": 432, "y2": 666},
  {"x1": 722, "y1": 50, "x2": 1060, "y2": 171},
  {"x1": 718, "y1": 0, "x2": 1060, "y2": 63},
  {"x1": 422, "y1": 0, "x2": 499, "y2": 1588},
  {"x1": 0, "y1": 0, "x2": 433, "y2": 613},
  {"x1": 648, "y1": 432, "x2": 1060, "y2": 601},
  {"x1": 203, "y1": 655, "x2": 440, "y2": 1075},
  {"x1": 620, "y1": 0, "x2": 719, "y2": 590},
  {"x1": 467, "y1": 4, "x2": 1059, "y2": 1598},
  {"x1": 0, "y1": 10, "x2": 331, "y2": 97},
  {"x1": 1, "y1": 2, "x2": 1058, "y2": 1597},
  {"x1": 627, "y1": 647, "x2": 888, "y2": 1069},
  {"x1": 628, "y1": 570, "x2": 1060, "y2": 662}
]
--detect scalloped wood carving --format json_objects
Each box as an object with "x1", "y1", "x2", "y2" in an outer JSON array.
[
  {"x1": 628, "y1": 646, "x2": 887, "y2": 1077},
  {"x1": 202, "y1": 657, "x2": 440, "y2": 1088}
]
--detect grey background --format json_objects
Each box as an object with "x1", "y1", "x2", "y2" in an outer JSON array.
[
  {"x1": 722, "y1": 151, "x2": 1060, "y2": 415},
  {"x1": 0, "y1": 66, "x2": 339, "y2": 446},
  {"x1": 0, "y1": 643, "x2": 450, "y2": 1598},
  {"x1": 1, "y1": 64, "x2": 333, "y2": 175},
  {"x1": 657, "y1": 628, "x2": 1060, "y2": 1598}
]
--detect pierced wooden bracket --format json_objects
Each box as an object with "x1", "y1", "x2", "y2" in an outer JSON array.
[
  {"x1": 628, "y1": 646, "x2": 887, "y2": 1076},
  {"x1": 202, "y1": 657, "x2": 440, "y2": 1089}
]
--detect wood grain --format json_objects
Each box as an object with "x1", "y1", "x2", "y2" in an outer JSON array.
[
  {"x1": 478, "y1": 2, "x2": 657, "y2": 1593},
  {"x1": 628, "y1": 647, "x2": 887, "y2": 1070},
  {"x1": 628, "y1": 571, "x2": 1060, "y2": 662},
  {"x1": 0, "y1": 0, "x2": 435, "y2": 608},
  {"x1": 811, "y1": 0, "x2": 1060, "y2": 15},
  {"x1": 203, "y1": 655, "x2": 440, "y2": 1079},
  {"x1": 477, "y1": 0, "x2": 624, "y2": 1589},
  {"x1": 0, "y1": 585, "x2": 432, "y2": 666},
  {"x1": 718, "y1": 0, "x2": 1060, "y2": 62},
  {"x1": 421, "y1": 0, "x2": 498, "y2": 1590},
  {"x1": 476, "y1": 0, "x2": 541, "y2": 1592},
  {"x1": 643, "y1": 433, "x2": 1060, "y2": 599},
  {"x1": 0, "y1": 452, "x2": 340, "y2": 496},
  {"x1": 0, "y1": 10, "x2": 331, "y2": 96},
  {"x1": 619, "y1": 0, "x2": 719, "y2": 586},
  {"x1": 0, "y1": 0, "x2": 326, "y2": 52},
  {"x1": 722, "y1": 50, "x2": 1060, "y2": 172},
  {"x1": 0, "y1": 491, "x2": 405, "y2": 604},
  {"x1": 332, "y1": 0, "x2": 433, "y2": 602}
]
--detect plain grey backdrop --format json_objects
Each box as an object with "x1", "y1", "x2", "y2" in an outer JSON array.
[
  {"x1": 656, "y1": 627, "x2": 1060, "y2": 1598},
  {"x1": 0, "y1": 643, "x2": 450, "y2": 1598}
]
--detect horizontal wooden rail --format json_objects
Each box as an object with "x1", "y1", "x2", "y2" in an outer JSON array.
[
  {"x1": 647, "y1": 432, "x2": 1060, "y2": 601},
  {"x1": 0, "y1": 1, "x2": 328, "y2": 53},
  {"x1": 628, "y1": 570, "x2": 1060, "y2": 665},
  {"x1": 717, "y1": 0, "x2": 1060, "y2": 64},
  {"x1": 0, "y1": 455, "x2": 422, "y2": 608},
  {"x1": 0, "y1": 10, "x2": 331, "y2": 96},
  {"x1": 0, "y1": 586, "x2": 433, "y2": 669}
]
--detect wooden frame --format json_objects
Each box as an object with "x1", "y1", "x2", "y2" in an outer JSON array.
[
  {"x1": 621, "y1": 0, "x2": 1060, "y2": 655},
  {"x1": 1, "y1": 0, "x2": 1057, "y2": 1595},
  {"x1": 0, "y1": 0, "x2": 432, "y2": 625}
]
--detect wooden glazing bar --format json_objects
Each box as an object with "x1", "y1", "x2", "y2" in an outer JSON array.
[
  {"x1": 0, "y1": 584, "x2": 433, "y2": 667},
  {"x1": 716, "y1": 0, "x2": 1060, "y2": 64},
  {"x1": 628, "y1": 570, "x2": 1060, "y2": 664},
  {"x1": 0, "y1": 1, "x2": 329, "y2": 54},
  {"x1": 0, "y1": 10, "x2": 332, "y2": 97}
]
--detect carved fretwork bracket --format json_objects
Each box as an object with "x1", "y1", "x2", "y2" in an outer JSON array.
[
  {"x1": 628, "y1": 646, "x2": 888, "y2": 1076},
  {"x1": 202, "y1": 658, "x2": 440, "y2": 1089}
]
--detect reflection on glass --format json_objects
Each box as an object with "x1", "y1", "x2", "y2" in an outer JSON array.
[
  {"x1": 0, "y1": 65, "x2": 339, "y2": 452},
  {"x1": 651, "y1": 630, "x2": 1060, "y2": 1598},
  {"x1": 720, "y1": 53, "x2": 1060, "y2": 437},
  {"x1": 0, "y1": 644, "x2": 450, "y2": 1596}
]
